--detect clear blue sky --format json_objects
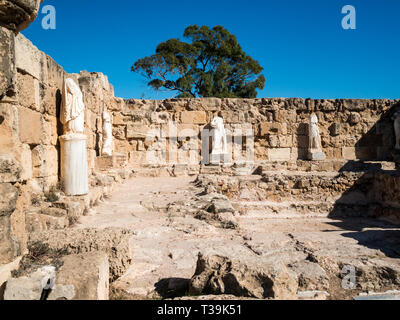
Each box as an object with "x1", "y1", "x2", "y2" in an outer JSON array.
[{"x1": 22, "y1": 0, "x2": 399, "y2": 100}]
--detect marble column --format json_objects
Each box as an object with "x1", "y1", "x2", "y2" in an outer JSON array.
[{"x1": 60, "y1": 134, "x2": 89, "y2": 196}]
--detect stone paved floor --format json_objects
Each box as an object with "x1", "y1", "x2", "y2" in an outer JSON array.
[{"x1": 76, "y1": 177, "x2": 400, "y2": 300}]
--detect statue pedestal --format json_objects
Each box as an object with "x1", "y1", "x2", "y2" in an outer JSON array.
[
  {"x1": 308, "y1": 151, "x2": 326, "y2": 161},
  {"x1": 210, "y1": 153, "x2": 231, "y2": 165},
  {"x1": 60, "y1": 134, "x2": 88, "y2": 196}
]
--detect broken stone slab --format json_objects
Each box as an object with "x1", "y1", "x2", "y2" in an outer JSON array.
[
  {"x1": 297, "y1": 291, "x2": 330, "y2": 300},
  {"x1": 196, "y1": 192, "x2": 228, "y2": 203},
  {"x1": 195, "y1": 210, "x2": 238, "y2": 230},
  {"x1": 207, "y1": 199, "x2": 235, "y2": 214},
  {"x1": 51, "y1": 200, "x2": 85, "y2": 220},
  {"x1": 25, "y1": 211, "x2": 69, "y2": 233},
  {"x1": 0, "y1": 256, "x2": 22, "y2": 290},
  {"x1": 4, "y1": 265, "x2": 59, "y2": 300},
  {"x1": 288, "y1": 260, "x2": 330, "y2": 291},
  {"x1": 29, "y1": 227, "x2": 134, "y2": 281},
  {"x1": 49, "y1": 252, "x2": 109, "y2": 300},
  {"x1": 189, "y1": 253, "x2": 298, "y2": 300}
]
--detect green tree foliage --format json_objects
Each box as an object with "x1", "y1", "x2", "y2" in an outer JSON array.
[{"x1": 132, "y1": 25, "x2": 265, "y2": 98}]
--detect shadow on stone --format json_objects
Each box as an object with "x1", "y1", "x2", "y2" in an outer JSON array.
[{"x1": 154, "y1": 277, "x2": 190, "y2": 299}]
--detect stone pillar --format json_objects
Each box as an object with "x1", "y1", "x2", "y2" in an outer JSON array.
[{"x1": 60, "y1": 134, "x2": 88, "y2": 196}]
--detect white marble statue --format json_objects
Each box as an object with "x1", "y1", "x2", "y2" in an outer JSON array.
[
  {"x1": 59, "y1": 77, "x2": 88, "y2": 196},
  {"x1": 392, "y1": 111, "x2": 400, "y2": 151},
  {"x1": 309, "y1": 114, "x2": 322, "y2": 151},
  {"x1": 308, "y1": 113, "x2": 326, "y2": 161},
  {"x1": 210, "y1": 115, "x2": 228, "y2": 164},
  {"x1": 61, "y1": 78, "x2": 85, "y2": 134},
  {"x1": 102, "y1": 110, "x2": 113, "y2": 156}
]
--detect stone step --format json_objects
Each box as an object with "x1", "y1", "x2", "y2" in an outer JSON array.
[
  {"x1": 233, "y1": 200, "x2": 371, "y2": 218},
  {"x1": 26, "y1": 211, "x2": 69, "y2": 233}
]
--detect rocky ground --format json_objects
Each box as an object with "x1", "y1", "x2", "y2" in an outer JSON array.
[{"x1": 74, "y1": 175, "x2": 400, "y2": 300}]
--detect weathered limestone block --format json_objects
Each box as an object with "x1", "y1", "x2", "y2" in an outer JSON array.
[
  {"x1": 18, "y1": 106, "x2": 42, "y2": 144},
  {"x1": 268, "y1": 148, "x2": 291, "y2": 161},
  {"x1": 13, "y1": 143, "x2": 32, "y2": 181},
  {"x1": 42, "y1": 114, "x2": 58, "y2": 146},
  {"x1": 95, "y1": 156, "x2": 114, "y2": 171},
  {"x1": 0, "y1": 104, "x2": 19, "y2": 157},
  {"x1": 42, "y1": 86, "x2": 59, "y2": 117},
  {"x1": 342, "y1": 99, "x2": 369, "y2": 112},
  {"x1": 46, "y1": 55, "x2": 65, "y2": 89},
  {"x1": 180, "y1": 111, "x2": 207, "y2": 124},
  {"x1": 161, "y1": 123, "x2": 199, "y2": 138},
  {"x1": 0, "y1": 183, "x2": 19, "y2": 265},
  {"x1": 25, "y1": 211, "x2": 68, "y2": 233},
  {"x1": 0, "y1": 183, "x2": 18, "y2": 216},
  {"x1": 29, "y1": 228, "x2": 134, "y2": 281},
  {"x1": 342, "y1": 147, "x2": 377, "y2": 160},
  {"x1": 16, "y1": 72, "x2": 40, "y2": 111},
  {"x1": 31, "y1": 145, "x2": 58, "y2": 178},
  {"x1": 114, "y1": 139, "x2": 134, "y2": 155},
  {"x1": 0, "y1": 155, "x2": 21, "y2": 183},
  {"x1": 0, "y1": 26, "x2": 16, "y2": 100},
  {"x1": 151, "y1": 111, "x2": 170, "y2": 124},
  {"x1": 219, "y1": 110, "x2": 245, "y2": 124},
  {"x1": 189, "y1": 254, "x2": 298, "y2": 299},
  {"x1": 126, "y1": 123, "x2": 159, "y2": 139},
  {"x1": 113, "y1": 125, "x2": 126, "y2": 140},
  {"x1": 260, "y1": 122, "x2": 288, "y2": 136},
  {"x1": 52, "y1": 252, "x2": 109, "y2": 300},
  {"x1": 15, "y1": 33, "x2": 46, "y2": 81},
  {"x1": 0, "y1": 0, "x2": 42, "y2": 32}
]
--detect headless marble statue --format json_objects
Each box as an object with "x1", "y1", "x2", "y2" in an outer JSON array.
[
  {"x1": 308, "y1": 113, "x2": 326, "y2": 161},
  {"x1": 210, "y1": 115, "x2": 228, "y2": 164},
  {"x1": 61, "y1": 78, "x2": 85, "y2": 134},
  {"x1": 102, "y1": 110, "x2": 113, "y2": 156}
]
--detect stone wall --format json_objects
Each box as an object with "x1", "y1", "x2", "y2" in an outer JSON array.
[
  {"x1": 0, "y1": 0, "x2": 43, "y2": 284},
  {"x1": 0, "y1": 3, "x2": 120, "y2": 281},
  {"x1": 110, "y1": 98, "x2": 400, "y2": 167}
]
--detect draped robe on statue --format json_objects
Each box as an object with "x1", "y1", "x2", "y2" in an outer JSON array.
[
  {"x1": 211, "y1": 116, "x2": 228, "y2": 155},
  {"x1": 61, "y1": 78, "x2": 85, "y2": 134}
]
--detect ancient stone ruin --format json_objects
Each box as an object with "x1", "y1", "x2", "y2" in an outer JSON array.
[{"x1": 1, "y1": 1, "x2": 399, "y2": 301}]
